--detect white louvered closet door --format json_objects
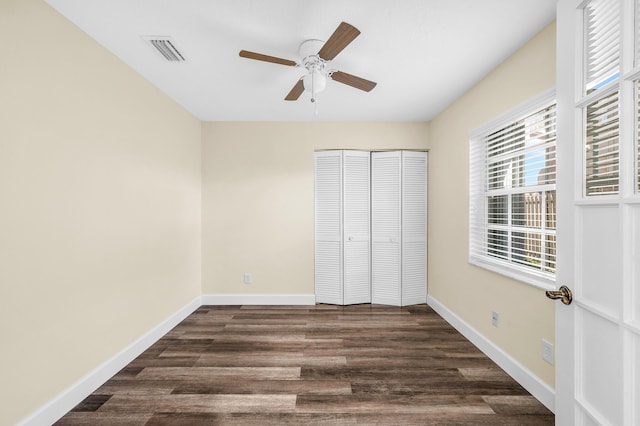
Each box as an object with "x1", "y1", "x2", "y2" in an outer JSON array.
[
  {"x1": 371, "y1": 152, "x2": 402, "y2": 306},
  {"x1": 401, "y1": 152, "x2": 427, "y2": 306},
  {"x1": 343, "y1": 151, "x2": 371, "y2": 304},
  {"x1": 314, "y1": 151, "x2": 343, "y2": 305}
]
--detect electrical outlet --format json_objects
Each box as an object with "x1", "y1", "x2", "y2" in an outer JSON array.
[
  {"x1": 542, "y1": 339, "x2": 554, "y2": 365},
  {"x1": 491, "y1": 311, "x2": 499, "y2": 327},
  {"x1": 243, "y1": 273, "x2": 252, "y2": 285}
]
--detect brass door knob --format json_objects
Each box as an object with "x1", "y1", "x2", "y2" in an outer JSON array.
[{"x1": 545, "y1": 285, "x2": 573, "y2": 305}]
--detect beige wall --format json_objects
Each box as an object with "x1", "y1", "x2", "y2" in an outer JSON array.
[
  {"x1": 202, "y1": 122, "x2": 428, "y2": 295},
  {"x1": 427, "y1": 22, "x2": 557, "y2": 387},
  {"x1": 0, "y1": 1, "x2": 202, "y2": 424}
]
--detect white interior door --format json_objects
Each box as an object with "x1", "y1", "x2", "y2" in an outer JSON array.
[
  {"x1": 314, "y1": 151, "x2": 343, "y2": 305},
  {"x1": 556, "y1": 0, "x2": 640, "y2": 424},
  {"x1": 343, "y1": 151, "x2": 371, "y2": 304},
  {"x1": 371, "y1": 151, "x2": 402, "y2": 306}
]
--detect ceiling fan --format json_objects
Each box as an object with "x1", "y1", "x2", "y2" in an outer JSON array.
[{"x1": 239, "y1": 22, "x2": 377, "y2": 103}]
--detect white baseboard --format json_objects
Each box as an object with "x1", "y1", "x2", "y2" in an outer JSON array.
[
  {"x1": 201, "y1": 293, "x2": 316, "y2": 305},
  {"x1": 19, "y1": 296, "x2": 202, "y2": 426},
  {"x1": 427, "y1": 295, "x2": 556, "y2": 413}
]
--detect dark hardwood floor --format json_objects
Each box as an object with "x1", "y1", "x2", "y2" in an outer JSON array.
[{"x1": 56, "y1": 304, "x2": 554, "y2": 425}]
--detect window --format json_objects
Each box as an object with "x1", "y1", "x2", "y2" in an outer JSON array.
[
  {"x1": 470, "y1": 91, "x2": 556, "y2": 289},
  {"x1": 584, "y1": 0, "x2": 621, "y2": 196},
  {"x1": 585, "y1": 90, "x2": 619, "y2": 195}
]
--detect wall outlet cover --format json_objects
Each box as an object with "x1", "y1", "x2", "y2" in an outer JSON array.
[
  {"x1": 542, "y1": 339, "x2": 554, "y2": 365},
  {"x1": 491, "y1": 311, "x2": 499, "y2": 327}
]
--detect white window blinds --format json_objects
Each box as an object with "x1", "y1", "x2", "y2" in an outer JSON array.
[
  {"x1": 637, "y1": 81, "x2": 640, "y2": 192},
  {"x1": 470, "y1": 96, "x2": 557, "y2": 286},
  {"x1": 637, "y1": 1, "x2": 640, "y2": 192},
  {"x1": 635, "y1": 0, "x2": 640, "y2": 67},
  {"x1": 585, "y1": 0, "x2": 620, "y2": 93}
]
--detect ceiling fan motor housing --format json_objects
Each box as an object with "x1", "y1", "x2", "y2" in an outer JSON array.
[{"x1": 298, "y1": 39, "x2": 325, "y2": 61}]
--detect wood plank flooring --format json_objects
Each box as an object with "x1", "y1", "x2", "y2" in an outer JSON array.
[{"x1": 56, "y1": 304, "x2": 554, "y2": 425}]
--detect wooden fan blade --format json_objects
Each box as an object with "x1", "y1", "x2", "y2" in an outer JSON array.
[
  {"x1": 330, "y1": 71, "x2": 377, "y2": 92},
  {"x1": 285, "y1": 79, "x2": 305, "y2": 101},
  {"x1": 317, "y1": 22, "x2": 360, "y2": 61},
  {"x1": 239, "y1": 50, "x2": 297, "y2": 66}
]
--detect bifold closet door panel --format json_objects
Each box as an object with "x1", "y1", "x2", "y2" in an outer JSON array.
[
  {"x1": 402, "y1": 151, "x2": 427, "y2": 306},
  {"x1": 343, "y1": 151, "x2": 371, "y2": 304},
  {"x1": 314, "y1": 151, "x2": 343, "y2": 305},
  {"x1": 371, "y1": 151, "x2": 402, "y2": 306}
]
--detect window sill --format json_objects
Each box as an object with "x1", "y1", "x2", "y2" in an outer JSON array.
[{"x1": 469, "y1": 256, "x2": 556, "y2": 291}]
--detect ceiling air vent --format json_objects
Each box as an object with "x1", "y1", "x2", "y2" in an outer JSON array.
[{"x1": 143, "y1": 36, "x2": 185, "y2": 62}]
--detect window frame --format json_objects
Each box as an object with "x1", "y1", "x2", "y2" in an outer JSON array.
[{"x1": 469, "y1": 88, "x2": 557, "y2": 291}]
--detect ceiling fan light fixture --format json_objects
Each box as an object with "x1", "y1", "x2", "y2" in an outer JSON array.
[{"x1": 303, "y1": 70, "x2": 326, "y2": 94}]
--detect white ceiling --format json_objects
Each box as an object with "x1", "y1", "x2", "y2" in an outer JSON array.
[{"x1": 44, "y1": 0, "x2": 556, "y2": 122}]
